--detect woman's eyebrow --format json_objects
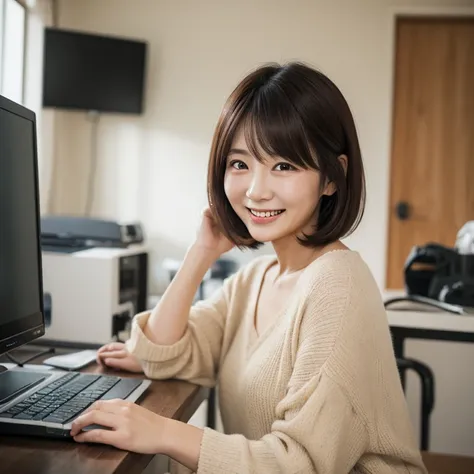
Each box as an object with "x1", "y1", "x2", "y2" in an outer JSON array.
[{"x1": 228, "y1": 148, "x2": 251, "y2": 157}]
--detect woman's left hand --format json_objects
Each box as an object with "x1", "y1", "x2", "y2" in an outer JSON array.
[{"x1": 70, "y1": 399, "x2": 167, "y2": 454}]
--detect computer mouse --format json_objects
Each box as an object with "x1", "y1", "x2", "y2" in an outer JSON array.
[{"x1": 81, "y1": 423, "x2": 111, "y2": 432}]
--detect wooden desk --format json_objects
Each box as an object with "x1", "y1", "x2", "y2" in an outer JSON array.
[
  {"x1": 3, "y1": 348, "x2": 474, "y2": 474},
  {"x1": 422, "y1": 451, "x2": 474, "y2": 474},
  {"x1": 0, "y1": 346, "x2": 209, "y2": 474}
]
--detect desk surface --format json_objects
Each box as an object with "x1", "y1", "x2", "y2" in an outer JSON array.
[
  {"x1": 422, "y1": 451, "x2": 474, "y2": 474},
  {"x1": 385, "y1": 296, "x2": 474, "y2": 335},
  {"x1": 0, "y1": 346, "x2": 208, "y2": 474},
  {"x1": 387, "y1": 309, "x2": 474, "y2": 334}
]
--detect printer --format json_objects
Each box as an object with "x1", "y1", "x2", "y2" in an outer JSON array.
[{"x1": 39, "y1": 216, "x2": 149, "y2": 346}]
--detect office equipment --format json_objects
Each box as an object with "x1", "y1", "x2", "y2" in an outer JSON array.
[
  {"x1": 0, "y1": 346, "x2": 209, "y2": 474},
  {"x1": 41, "y1": 245, "x2": 148, "y2": 346},
  {"x1": 43, "y1": 350, "x2": 98, "y2": 371},
  {"x1": 0, "y1": 94, "x2": 150, "y2": 438},
  {"x1": 42, "y1": 28, "x2": 147, "y2": 114},
  {"x1": 40, "y1": 216, "x2": 148, "y2": 346},
  {"x1": 41, "y1": 215, "x2": 145, "y2": 251},
  {"x1": 41, "y1": 216, "x2": 148, "y2": 345},
  {"x1": 456, "y1": 221, "x2": 474, "y2": 255},
  {"x1": 0, "y1": 96, "x2": 46, "y2": 356},
  {"x1": 404, "y1": 243, "x2": 474, "y2": 307}
]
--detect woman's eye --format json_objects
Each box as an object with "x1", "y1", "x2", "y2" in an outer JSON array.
[
  {"x1": 274, "y1": 162, "x2": 295, "y2": 171},
  {"x1": 230, "y1": 160, "x2": 247, "y2": 170}
]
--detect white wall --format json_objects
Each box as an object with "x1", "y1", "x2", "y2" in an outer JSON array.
[
  {"x1": 28, "y1": 0, "x2": 474, "y2": 457},
  {"x1": 1, "y1": 0, "x2": 26, "y2": 103}
]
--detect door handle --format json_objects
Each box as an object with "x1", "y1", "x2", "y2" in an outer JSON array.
[{"x1": 396, "y1": 201, "x2": 411, "y2": 220}]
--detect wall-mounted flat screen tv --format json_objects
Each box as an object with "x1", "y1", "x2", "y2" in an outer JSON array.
[{"x1": 43, "y1": 28, "x2": 147, "y2": 114}]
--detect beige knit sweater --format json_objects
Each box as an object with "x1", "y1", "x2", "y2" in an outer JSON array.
[{"x1": 127, "y1": 250, "x2": 427, "y2": 474}]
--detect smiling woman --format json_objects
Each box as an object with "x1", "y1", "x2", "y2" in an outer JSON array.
[
  {"x1": 86, "y1": 62, "x2": 426, "y2": 474},
  {"x1": 208, "y1": 62, "x2": 365, "y2": 251}
]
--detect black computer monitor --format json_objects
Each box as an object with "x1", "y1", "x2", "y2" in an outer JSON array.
[{"x1": 0, "y1": 95, "x2": 45, "y2": 357}]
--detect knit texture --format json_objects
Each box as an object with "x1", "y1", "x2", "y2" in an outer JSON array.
[{"x1": 127, "y1": 250, "x2": 427, "y2": 474}]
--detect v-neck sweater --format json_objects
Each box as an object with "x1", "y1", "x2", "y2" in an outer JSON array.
[{"x1": 127, "y1": 250, "x2": 427, "y2": 474}]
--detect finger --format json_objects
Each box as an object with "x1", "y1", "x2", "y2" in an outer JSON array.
[
  {"x1": 99, "y1": 350, "x2": 128, "y2": 360},
  {"x1": 97, "y1": 350, "x2": 128, "y2": 367},
  {"x1": 97, "y1": 344, "x2": 123, "y2": 364},
  {"x1": 73, "y1": 428, "x2": 122, "y2": 446},
  {"x1": 85, "y1": 399, "x2": 129, "y2": 415},
  {"x1": 70, "y1": 410, "x2": 120, "y2": 436},
  {"x1": 98, "y1": 343, "x2": 124, "y2": 353}
]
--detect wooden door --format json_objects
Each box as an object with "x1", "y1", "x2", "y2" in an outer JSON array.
[{"x1": 386, "y1": 17, "x2": 474, "y2": 289}]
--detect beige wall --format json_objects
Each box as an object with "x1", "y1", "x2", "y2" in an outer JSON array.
[
  {"x1": 44, "y1": 0, "x2": 474, "y2": 294},
  {"x1": 31, "y1": 0, "x2": 474, "y2": 456},
  {"x1": 39, "y1": 0, "x2": 472, "y2": 294},
  {"x1": 35, "y1": 0, "x2": 449, "y2": 292}
]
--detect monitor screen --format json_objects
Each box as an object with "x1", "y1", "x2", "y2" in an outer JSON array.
[
  {"x1": 0, "y1": 95, "x2": 45, "y2": 355},
  {"x1": 42, "y1": 28, "x2": 147, "y2": 114}
]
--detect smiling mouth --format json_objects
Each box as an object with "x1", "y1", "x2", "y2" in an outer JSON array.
[{"x1": 247, "y1": 208, "x2": 285, "y2": 218}]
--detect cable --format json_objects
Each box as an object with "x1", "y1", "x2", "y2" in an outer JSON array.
[
  {"x1": 45, "y1": 0, "x2": 59, "y2": 213},
  {"x1": 6, "y1": 347, "x2": 55, "y2": 367},
  {"x1": 84, "y1": 111, "x2": 101, "y2": 216},
  {"x1": 51, "y1": 0, "x2": 59, "y2": 28}
]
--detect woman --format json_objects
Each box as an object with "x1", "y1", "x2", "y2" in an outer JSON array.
[{"x1": 71, "y1": 62, "x2": 426, "y2": 474}]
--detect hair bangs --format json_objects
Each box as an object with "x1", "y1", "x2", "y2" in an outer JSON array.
[{"x1": 240, "y1": 87, "x2": 320, "y2": 170}]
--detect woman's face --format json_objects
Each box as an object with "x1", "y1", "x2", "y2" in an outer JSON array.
[{"x1": 224, "y1": 128, "x2": 325, "y2": 245}]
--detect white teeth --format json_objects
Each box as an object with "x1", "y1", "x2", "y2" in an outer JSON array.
[{"x1": 250, "y1": 209, "x2": 283, "y2": 218}]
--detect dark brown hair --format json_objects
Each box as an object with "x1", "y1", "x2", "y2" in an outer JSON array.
[{"x1": 207, "y1": 62, "x2": 365, "y2": 249}]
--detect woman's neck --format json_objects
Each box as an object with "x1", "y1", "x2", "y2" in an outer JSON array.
[{"x1": 271, "y1": 237, "x2": 347, "y2": 279}]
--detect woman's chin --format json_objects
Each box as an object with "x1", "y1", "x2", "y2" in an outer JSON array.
[
  {"x1": 247, "y1": 228, "x2": 288, "y2": 244},
  {"x1": 241, "y1": 214, "x2": 299, "y2": 244}
]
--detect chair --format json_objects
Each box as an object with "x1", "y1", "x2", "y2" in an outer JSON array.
[
  {"x1": 396, "y1": 356, "x2": 435, "y2": 451},
  {"x1": 385, "y1": 297, "x2": 436, "y2": 450}
]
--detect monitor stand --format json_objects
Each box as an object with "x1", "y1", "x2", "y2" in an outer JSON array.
[{"x1": 0, "y1": 365, "x2": 48, "y2": 405}]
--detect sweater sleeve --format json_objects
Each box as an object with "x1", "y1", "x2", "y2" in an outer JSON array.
[{"x1": 126, "y1": 277, "x2": 232, "y2": 387}]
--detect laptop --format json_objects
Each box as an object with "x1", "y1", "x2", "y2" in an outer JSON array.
[{"x1": 0, "y1": 94, "x2": 150, "y2": 438}]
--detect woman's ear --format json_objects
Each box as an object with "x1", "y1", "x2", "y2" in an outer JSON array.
[
  {"x1": 323, "y1": 181, "x2": 336, "y2": 196},
  {"x1": 322, "y1": 154, "x2": 348, "y2": 196},
  {"x1": 338, "y1": 154, "x2": 348, "y2": 176}
]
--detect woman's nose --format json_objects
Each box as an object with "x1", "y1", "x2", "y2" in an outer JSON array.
[{"x1": 245, "y1": 172, "x2": 273, "y2": 201}]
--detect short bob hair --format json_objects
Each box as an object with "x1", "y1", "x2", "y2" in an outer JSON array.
[{"x1": 207, "y1": 62, "x2": 366, "y2": 249}]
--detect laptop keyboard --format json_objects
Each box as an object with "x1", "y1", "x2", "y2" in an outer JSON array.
[{"x1": 0, "y1": 372, "x2": 142, "y2": 424}]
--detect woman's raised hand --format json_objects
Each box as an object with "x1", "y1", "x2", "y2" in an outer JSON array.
[{"x1": 193, "y1": 208, "x2": 234, "y2": 259}]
